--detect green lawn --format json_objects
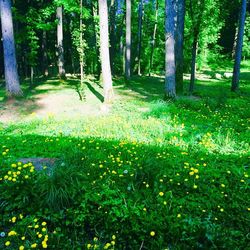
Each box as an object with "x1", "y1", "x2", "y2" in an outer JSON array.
[{"x1": 0, "y1": 68, "x2": 249, "y2": 249}]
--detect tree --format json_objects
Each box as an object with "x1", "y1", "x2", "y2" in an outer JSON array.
[
  {"x1": 149, "y1": 0, "x2": 158, "y2": 76},
  {"x1": 125, "y1": 0, "x2": 131, "y2": 80},
  {"x1": 175, "y1": 0, "x2": 185, "y2": 94},
  {"x1": 165, "y1": 0, "x2": 176, "y2": 98},
  {"x1": 0, "y1": 0, "x2": 22, "y2": 96},
  {"x1": 232, "y1": 0, "x2": 247, "y2": 91},
  {"x1": 137, "y1": 0, "x2": 143, "y2": 75},
  {"x1": 57, "y1": 6, "x2": 66, "y2": 79},
  {"x1": 98, "y1": 0, "x2": 114, "y2": 103}
]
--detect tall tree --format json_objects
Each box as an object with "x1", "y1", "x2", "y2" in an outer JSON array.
[
  {"x1": 98, "y1": 0, "x2": 114, "y2": 103},
  {"x1": 137, "y1": 0, "x2": 143, "y2": 75},
  {"x1": 188, "y1": 0, "x2": 205, "y2": 93},
  {"x1": 0, "y1": 0, "x2": 22, "y2": 95},
  {"x1": 57, "y1": 6, "x2": 66, "y2": 79},
  {"x1": 125, "y1": 0, "x2": 131, "y2": 80},
  {"x1": 149, "y1": 0, "x2": 158, "y2": 76},
  {"x1": 232, "y1": 0, "x2": 247, "y2": 91},
  {"x1": 175, "y1": 0, "x2": 185, "y2": 94},
  {"x1": 165, "y1": 0, "x2": 176, "y2": 98}
]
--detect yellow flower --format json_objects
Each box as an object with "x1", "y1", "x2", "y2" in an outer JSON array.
[
  {"x1": 194, "y1": 169, "x2": 199, "y2": 173},
  {"x1": 177, "y1": 214, "x2": 181, "y2": 218},
  {"x1": 41, "y1": 222, "x2": 47, "y2": 226},
  {"x1": 159, "y1": 192, "x2": 164, "y2": 196},
  {"x1": 87, "y1": 244, "x2": 92, "y2": 249},
  {"x1": 150, "y1": 231, "x2": 155, "y2": 236},
  {"x1": 8, "y1": 231, "x2": 17, "y2": 236},
  {"x1": 5, "y1": 241, "x2": 11, "y2": 246},
  {"x1": 19, "y1": 246, "x2": 25, "y2": 250},
  {"x1": 11, "y1": 163, "x2": 17, "y2": 168},
  {"x1": 24, "y1": 175, "x2": 29, "y2": 179},
  {"x1": 193, "y1": 184, "x2": 198, "y2": 189},
  {"x1": 220, "y1": 208, "x2": 224, "y2": 212},
  {"x1": 38, "y1": 234, "x2": 43, "y2": 238},
  {"x1": 12, "y1": 217, "x2": 17, "y2": 223},
  {"x1": 112, "y1": 235, "x2": 116, "y2": 240},
  {"x1": 189, "y1": 171, "x2": 194, "y2": 176},
  {"x1": 111, "y1": 240, "x2": 115, "y2": 245},
  {"x1": 31, "y1": 243, "x2": 37, "y2": 248}
]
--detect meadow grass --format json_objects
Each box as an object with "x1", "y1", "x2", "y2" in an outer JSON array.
[{"x1": 0, "y1": 68, "x2": 249, "y2": 249}]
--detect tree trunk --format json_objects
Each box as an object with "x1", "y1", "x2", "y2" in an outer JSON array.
[
  {"x1": 149, "y1": 0, "x2": 158, "y2": 76},
  {"x1": 165, "y1": 0, "x2": 176, "y2": 98},
  {"x1": 80, "y1": 0, "x2": 84, "y2": 87},
  {"x1": 42, "y1": 30, "x2": 49, "y2": 77},
  {"x1": 109, "y1": 0, "x2": 116, "y2": 73},
  {"x1": 98, "y1": 0, "x2": 114, "y2": 103},
  {"x1": 0, "y1": 0, "x2": 22, "y2": 96},
  {"x1": 137, "y1": 0, "x2": 143, "y2": 75},
  {"x1": 189, "y1": 34, "x2": 198, "y2": 93},
  {"x1": 57, "y1": 6, "x2": 66, "y2": 79},
  {"x1": 232, "y1": 0, "x2": 247, "y2": 91},
  {"x1": 125, "y1": 0, "x2": 131, "y2": 80},
  {"x1": 175, "y1": 0, "x2": 185, "y2": 94}
]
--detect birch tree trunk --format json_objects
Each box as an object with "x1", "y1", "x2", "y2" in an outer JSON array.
[
  {"x1": 165, "y1": 0, "x2": 176, "y2": 98},
  {"x1": 57, "y1": 6, "x2": 66, "y2": 79},
  {"x1": 98, "y1": 0, "x2": 114, "y2": 103},
  {"x1": 125, "y1": 0, "x2": 131, "y2": 80},
  {"x1": 0, "y1": 0, "x2": 22, "y2": 96},
  {"x1": 232, "y1": 0, "x2": 247, "y2": 91}
]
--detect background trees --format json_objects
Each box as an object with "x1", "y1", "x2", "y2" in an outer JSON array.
[{"x1": 0, "y1": 0, "x2": 249, "y2": 97}]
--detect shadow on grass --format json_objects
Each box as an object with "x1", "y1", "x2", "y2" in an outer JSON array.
[{"x1": 0, "y1": 133, "x2": 249, "y2": 249}]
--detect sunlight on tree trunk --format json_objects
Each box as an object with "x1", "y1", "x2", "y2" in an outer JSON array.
[
  {"x1": 165, "y1": 0, "x2": 176, "y2": 98},
  {"x1": 98, "y1": 0, "x2": 114, "y2": 104},
  {"x1": 0, "y1": 0, "x2": 22, "y2": 96},
  {"x1": 125, "y1": 0, "x2": 131, "y2": 81},
  {"x1": 57, "y1": 6, "x2": 66, "y2": 79}
]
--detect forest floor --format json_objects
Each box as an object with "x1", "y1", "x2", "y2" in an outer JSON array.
[
  {"x1": 0, "y1": 62, "x2": 249, "y2": 249},
  {"x1": 0, "y1": 61, "x2": 249, "y2": 123}
]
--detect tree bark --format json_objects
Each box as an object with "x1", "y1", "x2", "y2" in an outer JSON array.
[
  {"x1": 137, "y1": 0, "x2": 143, "y2": 75},
  {"x1": 57, "y1": 6, "x2": 66, "y2": 79},
  {"x1": 149, "y1": 0, "x2": 158, "y2": 76},
  {"x1": 109, "y1": 0, "x2": 116, "y2": 73},
  {"x1": 232, "y1": 0, "x2": 247, "y2": 91},
  {"x1": 0, "y1": 0, "x2": 22, "y2": 96},
  {"x1": 42, "y1": 30, "x2": 49, "y2": 76},
  {"x1": 98, "y1": 0, "x2": 114, "y2": 103},
  {"x1": 165, "y1": 0, "x2": 176, "y2": 98},
  {"x1": 125, "y1": 0, "x2": 131, "y2": 80},
  {"x1": 175, "y1": 0, "x2": 185, "y2": 94}
]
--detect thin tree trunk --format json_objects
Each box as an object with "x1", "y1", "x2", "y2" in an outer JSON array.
[
  {"x1": 57, "y1": 6, "x2": 66, "y2": 79},
  {"x1": 175, "y1": 0, "x2": 185, "y2": 94},
  {"x1": 80, "y1": 0, "x2": 84, "y2": 87},
  {"x1": 137, "y1": 0, "x2": 143, "y2": 75},
  {"x1": 0, "y1": 0, "x2": 22, "y2": 96},
  {"x1": 189, "y1": 34, "x2": 198, "y2": 93},
  {"x1": 110, "y1": 0, "x2": 116, "y2": 73},
  {"x1": 232, "y1": 0, "x2": 247, "y2": 91},
  {"x1": 98, "y1": 0, "x2": 114, "y2": 103},
  {"x1": 165, "y1": 0, "x2": 176, "y2": 98},
  {"x1": 42, "y1": 30, "x2": 49, "y2": 76},
  {"x1": 125, "y1": 0, "x2": 131, "y2": 80},
  {"x1": 149, "y1": 0, "x2": 158, "y2": 76}
]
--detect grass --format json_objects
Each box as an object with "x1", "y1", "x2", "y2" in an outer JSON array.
[{"x1": 0, "y1": 64, "x2": 249, "y2": 249}]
